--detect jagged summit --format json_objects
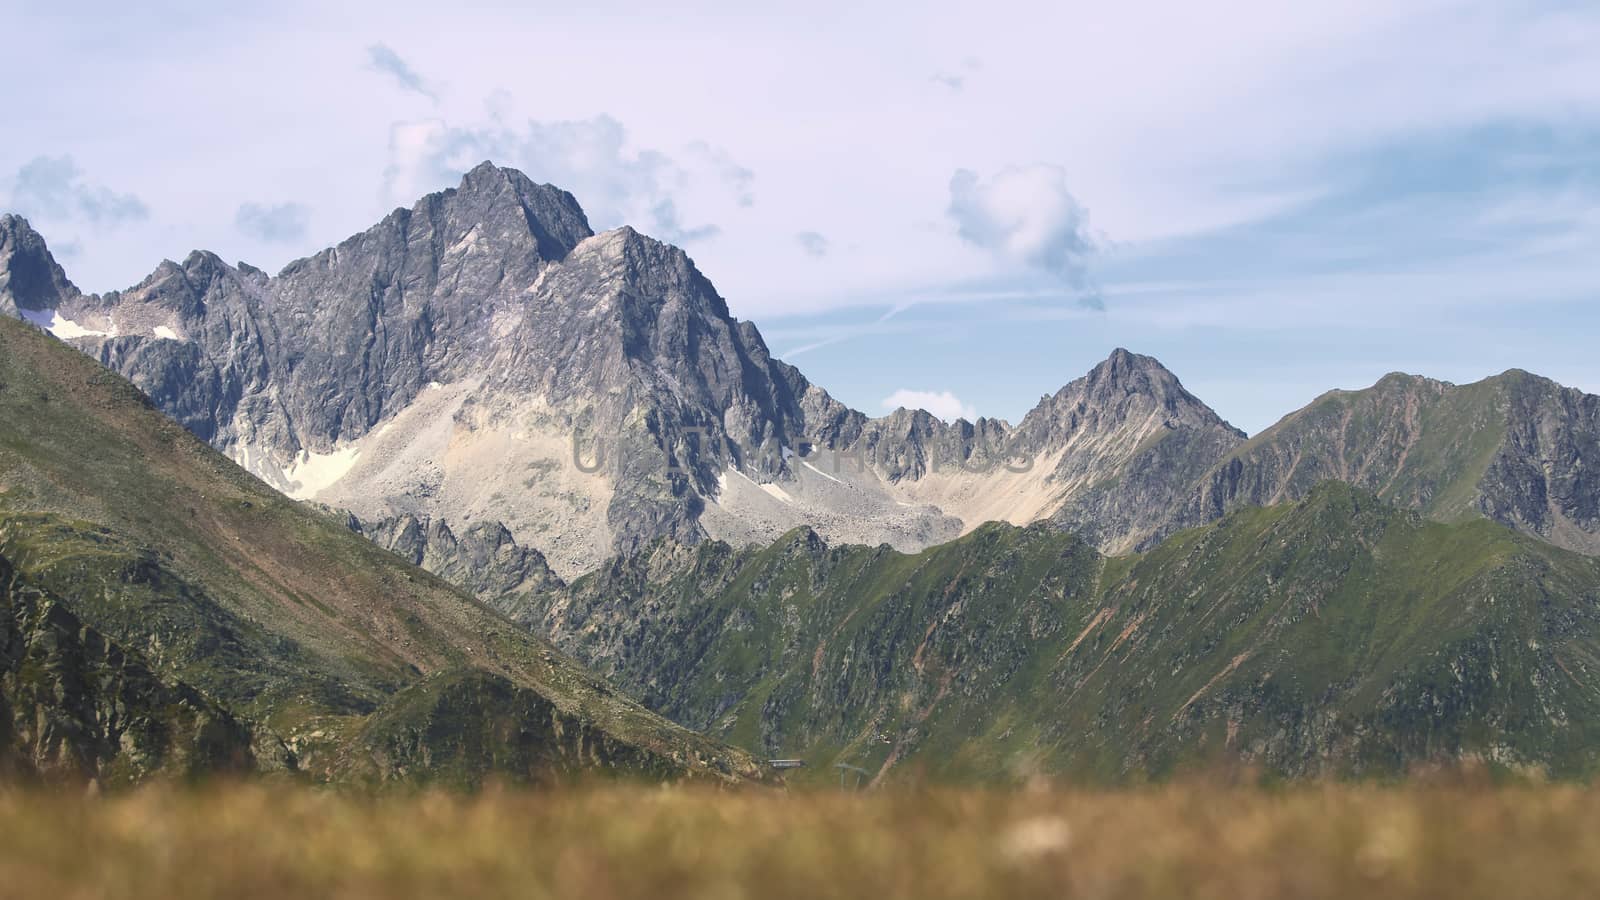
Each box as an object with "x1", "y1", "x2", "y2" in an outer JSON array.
[
  {"x1": 449, "y1": 160, "x2": 594, "y2": 261},
  {"x1": 0, "y1": 213, "x2": 78, "y2": 314},
  {"x1": 6, "y1": 163, "x2": 1597, "y2": 574},
  {"x1": 1093, "y1": 346, "x2": 1156, "y2": 374},
  {"x1": 1004, "y1": 349, "x2": 1243, "y2": 475},
  {"x1": 1084, "y1": 348, "x2": 1226, "y2": 413}
]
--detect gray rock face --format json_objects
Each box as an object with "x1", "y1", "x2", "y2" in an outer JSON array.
[
  {"x1": 0, "y1": 214, "x2": 77, "y2": 316},
  {"x1": 5, "y1": 165, "x2": 1598, "y2": 580},
  {"x1": 472, "y1": 224, "x2": 823, "y2": 554},
  {"x1": 1162, "y1": 370, "x2": 1600, "y2": 555},
  {"x1": 1, "y1": 165, "x2": 592, "y2": 459},
  {"x1": 1481, "y1": 372, "x2": 1600, "y2": 552},
  {"x1": 0, "y1": 166, "x2": 843, "y2": 567},
  {"x1": 352, "y1": 513, "x2": 564, "y2": 618},
  {"x1": 808, "y1": 349, "x2": 1248, "y2": 553}
]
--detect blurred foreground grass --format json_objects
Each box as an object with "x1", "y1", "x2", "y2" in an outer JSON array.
[{"x1": 3, "y1": 780, "x2": 1599, "y2": 899}]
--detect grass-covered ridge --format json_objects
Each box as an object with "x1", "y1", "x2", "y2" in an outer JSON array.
[
  {"x1": 0, "y1": 314, "x2": 761, "y2": 785},
  {"x1": 527, "y1": 482, "x2": 1600, "y2": 783}
]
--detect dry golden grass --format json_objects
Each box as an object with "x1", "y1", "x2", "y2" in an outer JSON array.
[{"x1": 3, "y1": 780, "x2": 1599, "y2": 899}]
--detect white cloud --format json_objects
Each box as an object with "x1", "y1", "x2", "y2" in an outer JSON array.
[
  {"x1": 881, "y1": 388, "x2": 977, "y2": 423},
  {"x1": 687, "y1": 141, "x2": 755, "y2": 207},
  {"x1": 947, "y1": 165, "x2": 1100, "y2": 307}
]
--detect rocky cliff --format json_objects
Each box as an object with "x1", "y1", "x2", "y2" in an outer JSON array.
[{"x1": 351, "y1": 513, "x2": 564, "y2": 618}]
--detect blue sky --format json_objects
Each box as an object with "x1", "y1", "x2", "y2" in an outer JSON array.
[{"x1": 3, "y1": 0, "x2": 1596, "y2": 433}]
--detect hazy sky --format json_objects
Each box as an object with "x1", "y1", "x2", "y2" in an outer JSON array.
[{"x1": 4, "y1": 0, "x2": 1597, "y2": 432}]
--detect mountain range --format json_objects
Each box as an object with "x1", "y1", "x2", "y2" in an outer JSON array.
[
  {"x1": 4, "y1": 161, "x2": 1600, "y2": 783},
  {"x1": 0, "y1": 312, "x2": 759, "y2": 786},
  {"x1": 4, "y1": 164, "x2": 1596, "y2": 582}
]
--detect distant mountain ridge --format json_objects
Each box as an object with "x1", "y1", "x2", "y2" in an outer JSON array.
[
  {"x1": 1164, "y1": 369, "x2": 1600, "y2": 555},
  {"x1": 4, "y1": 163, "x2": 1598, "y2": 575}
]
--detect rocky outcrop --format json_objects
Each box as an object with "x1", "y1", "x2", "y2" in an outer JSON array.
[
  {"x1": 353, "y1": 514, "x2": 564, "y2": 619},
  {"x1": 338, "y1": 669, "x2": 689, "y2": 786},
  {"x1": 1479, "y1": 371, "x2": 1600, "y2": 553},
  {"x1": 0, "y1": 214, "x2": 77, "y2": 316},
  {"x1": 0, "y1": 553, "x2": 257, "y2": 784}
]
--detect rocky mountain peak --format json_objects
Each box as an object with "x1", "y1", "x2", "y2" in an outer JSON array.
[
  {"x1": 180, "y1": 249, "x2": 231, "y2": 274},
  {"x1": 1016, "y1": 349, "x2": 1243, "y2": 451},
  {"x1": 1091, "y1": 346, "x2": 1150, "y2": 376},
  {"x1": 1079, "y1": 348, "x2": 1214, "y2": 414},
  {"x1": 28, "y1": 163, "x2": 1594, "y2": 582},
  {"x1": 0, "y1": 214, "x2": 78, "y2": 314},
  {"x1": 447, "y1": 160, "x2": 593, "y2": 262}
]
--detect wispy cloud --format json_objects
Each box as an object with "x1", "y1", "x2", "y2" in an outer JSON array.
[
  {"x1": 780, "y1": 335, "x2": 849, "y2": 358},
  {"x1": 235, "y1": 202, "x2": 311, "y2": 243},
  {"x1": 367, "y1": 43, "x2": 436, "y2": 101},
  {"x1": 770, "y1": 315, "x2": 948, "y2": 360},
  {"x1": 651, "y1": 198, "x2": 721, "y2": 244},
  {"x1": 796, "y1": 231, "x2": 829, "y2": 258},
  {"x1": 7, "y1": 155, "x2": 148, "y2": 227},
  {"x1": 930, "y1": 57, "x2": 982, "y2": 93},
  {"x1": 688, "y1": 141, "x2": 755, "y2": 207},
  {"x1": 877, "y1": 301, "x2": 915, "y2": 321}
]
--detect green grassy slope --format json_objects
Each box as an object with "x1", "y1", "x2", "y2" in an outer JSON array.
[
  {"x1": 528, "y1": 483, "x2": 1600, "y2": 783},
  {"x1": 0, "y1": 315, "x2": 761, "y2": 785}
]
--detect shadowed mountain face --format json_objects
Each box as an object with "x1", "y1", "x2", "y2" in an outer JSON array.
[
  {"x1": 4, "y1": 164, "x2": 1599, "y2": 579},
  {"x1": 0, "y1": 313, "x2": 761, "y2": 786},
  {"x1": 520, "y1": 484, "x2": 1600, "y2": 783}
]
